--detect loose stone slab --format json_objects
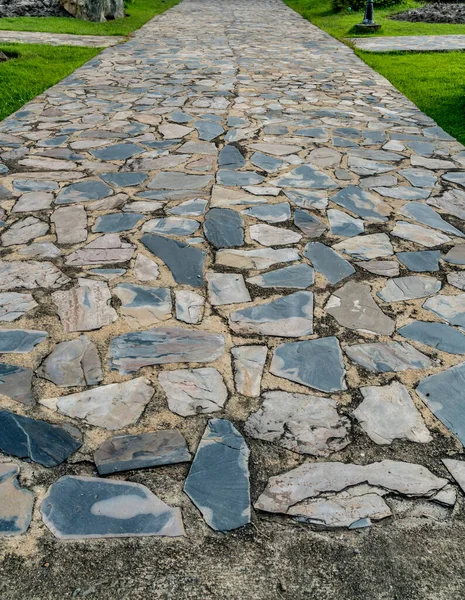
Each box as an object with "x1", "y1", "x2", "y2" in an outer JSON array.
[
  {"x1": 423, "y1": 294, "x2": 465, "y2": 328},
  {"x1": 0, "y1": 292, "x2": 37, "y2": 322},
  {"x1": 184, "y1": 419, "x2": 250, "y2": 532},
  {"x1": 41, "y1": 476, "x2": 184, "y2": 539},
  {"x1": 345, "y1": 342, "x2": 432, "y2": 373},
  {"x1": 325, "y1": 282, "x2": 395, "y2": 335},
  {"x1": 204, "y1": 208, "x2": 244, "y2": 248},
  {"x1": 270, "y1": 337, "x2": 346, "y2": 392},
  {"x1": 40, "y1": 378, "x2": 153, "y2": 430},
  {"x1": 229, "y1": 292, "x2": 313, "y2": 337},
  {"x1": 331, "y1": 186, "x2": 390, "y2": 222},
  {"x1": 303, "y1": 242, "x2": 355, "y2": 284},
  {"x1": 109, "y1": 328, "x2": 225, "y2": 374},
  {"x1": 333, "y1": 233, "x2": 393, "y2": 261},
  {"x1": 0, "y1": 261, "x2": 69, "y2": 290},
  {"x1": 141, "y1": 233, "x2": 205, "y2": 287},
  {"x1": 400, "y1": 202, "x2": 464, "y2": 238},
  {"x1": 66, "y1": 234, "x2": 135, "y2": 266},
  {"x1": 114, "y1": 284, "x2": 171, "y2": 327},
  {"x1": 398, "y1": 321, "x2": 465, "y2": 355},
  {"x1": 417, "y1": 362, "x2": 465, "y2": 445},
  {"x1": 355, "y1": 260, "x2": 399, "y2": 277},
  {"x1": 38, "y1": 335, "x2": 102, "y2": 387},
  {"x1": 442, "y1": 459, "x2": 465, "y2": 494},
  {"x1": 0, "y1": 464, "x2": 34, "y2": 537},
  {"x1": 1, "y1": 217, "x2": 49, "y2": 247},
  {"x1": 247, "y1": 263, "x2": 314, "y2": 289},
  {"x1": 397, "y1": 251, "x2": 440, "y2": 273},
  {"x1": 245, "y1": 391, "x2": 350, "y2": 456},
  {"x1": 159, "y1": 368, "x2": 227, "y2": 416},
  {"x1": 53, "y1": 279, "x2": 117, "y2": 332},
  {"x1": 231, "y1": 345, "x2": 267, "y2": 397},
  {"x1": 377, "y1": 276, "x2": 441, "y2": 302},
  {"x1": 207, "y1": 272, "x2": 251, "y2": 305},
  {"x1": 0, "y1": 410, "x2": 81, "y2": 467},
  {"x1": 0, "y1": 363, "x2": 33, "y2": 405},
  {"x1": 392, "y1": 221, "x2": 450, "y2": 248},
  {"x1": 134, "y1": 253, "x2": 159, "y2": 281},
  {"x1": 175, "y1": 290, "x2": 204, "y2": 324},
  {"x1": 327, "y1": 209, "x2": 364, "y2": 237},
  {"x1": 242, "y1": 202, "x2": 291, "y2": 223},
  {"x1": 94, "y1": 430, "x2": 191, "y2": 475},
  {"x1": 0, "y1": 329, "x2": 47, "y2": 353},
  {"x1": 51, "y1": 205, "x2": 87, "y2": 244},
  {"x1": 352, "y1": 382, "x2": 431, "y2": 445},
  {"x1": 250, "y1": 224, "x2": 301, "y2": 246},
  {"x1": 56, "y1": 180, "x2": 113, "y2": 205},
  {"x1": 216, "y1": 247, "x2": 299, "y2": 270}
]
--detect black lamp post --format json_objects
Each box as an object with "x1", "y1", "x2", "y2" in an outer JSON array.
[{"x1": 355, "y1": 0, "x2": 381, "y2": 32}]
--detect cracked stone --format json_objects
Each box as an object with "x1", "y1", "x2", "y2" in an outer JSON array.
[
  {"x1": 231, "y1": 345, "x2": 267, "y2": 397},
  {"x1": 345, "y1": 341, "x2": 432, "y2": 373},
  {"x1": 0, "y1": 261, "x2": 69, "y2": 291},
  {"x1": 65, "y1": 234, "x2": 135, "y2": 266},
  {"x1": 1, "y1": 217, "x2": 49, "y2": 247},
  {"x1": 443, "y1": 459, "x2": 465, "y2": 494},
  {"x1": 0, "y1": 292, "x2": 37, "y2": 322}
]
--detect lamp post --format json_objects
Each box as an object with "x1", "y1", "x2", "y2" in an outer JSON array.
[{"x1": 355, "y1": 0, "x2": 381, "y2": 32}]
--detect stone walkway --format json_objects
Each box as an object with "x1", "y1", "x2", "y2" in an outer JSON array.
[
  {"x1": 1, "y1": 0, "x2": 465, "y2": 548},
  {"x1": 0, "y1": 29, "x2": 124, "y2": 47},
  {"x1": 351, "y1": 34, "x2": 465, "y2": 52}
]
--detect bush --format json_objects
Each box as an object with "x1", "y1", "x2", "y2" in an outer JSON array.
[{"x1": 331, "y1": 0, "x2": 402, "y2": 12}]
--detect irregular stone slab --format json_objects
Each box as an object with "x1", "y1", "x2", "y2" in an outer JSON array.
[
  {"x1": 303, "y1": 242, "x2": 355, "y2": 284},
  {"x1": 210, "y1": 186, "x2": 264, "y2": 207},
  {"x1": 251, "y1": 152, "x2": 283, "y2": 173},
  {"x1": 353, "y1": 382, "x2": 431, "y2": 445},
  {"x1": 109, "y1": 328, "x2": 225, "y2": 374},
  {"x1": 399, "y1": 321, "x2": 465, "y2": 355},
  {"x1": 255, "y1": 460, "x2": 448, "y2": 517},
  {"x1": 0, "y1": 261, "x2": 69, "y2": 291},
  {"x1": 114, "y1": 284, "x2": 171, "y2": 327},
  {"x1": 217, "y1": 169, "x2": 264, "y2": 187},
  {"x1": 38, "y1": 335, "x2": 102, "y2": 387},
  {"x1": 216, "y1": 247, "x2": 299, "y2": 270},
  {"x1": 93, "y1": 212, "x2": 144, "y2": 234},
  {"x1": 400, "y1": 202, "x2": 464, "y2": 237},
  {"x1": 331, "y1": 186, "x2": 390, "y2": 222},
  {"x1": 94, "y1": 430, "x2": 191, "y2": 475},
  {"x1": 207, "y1": 272, "x2": 251, "y2": 305},
  {"x1": 249, "y1": 142, "x2": 302, "y2": 156},
  {"x1": 447, "y1": 272, "x2": 465, "y2": 290},
  {"x1": 218, "y1": 145, "x2": 245, "y2": 169},
  {"x1": 90, "y1": 268, "x2": 126, "y2": 280},
  {"x1": 333, "y1": 233, "x2": 393, "y2": 261},
  {"x1": 247, "y1": 263, "x2": 314, "y2": 289},
  {"x1": 0, "y1": 292, "x2": 37, "y2": 322},
  {"x1": 325, "y1": 282, "x2": 395, "y2": 335},
  {"x1": 444, "y1": 245, "x2": 465, "y2": 265},
  {"x1": 13, "y1": 192, "x2": 53, "y2": 212},
  {"x1": 229, "y1": 292, "x2": 313, "y2": 337},
  {"x1": 397, "y1": 251, "x2": 440, "y2": 272},
  {"x1": 245, "y1": 391, "x2": 350, "y2": 456},
  {"x1": 442, "y1": 172, "x2": 465, "y2": 187},
  {"x1": 442, "y1": 459, "x2": 465, "y2": 494},
  {"x1": 184, "y1": 419, "x2": 250, "y2": 532},
  {"x1": 175, "y1": 290, "x2": 204, "y2": 324},
  {"x1": 355, "y1": 260, "x2": 399, "y2": 277},
  {"x1": 374, "y1": 186, "x2": 430, "y2": 201},
  {"x1": 400, "y1": 168, "x2": 437, "y2": 188},
  {"x1": 41, "y1": 377, "x2": 153, "y2": 430},
  {"x1": 19, "y1": 242, "x2": 62, "y2": 259},
  {"x1": 204, "y1": 208, "x2": 244, "y2": 248},
  {"x1": 134, "y1": 253, "x2": 159, "y2": 281},
  {"x1": 417, "y1": 362, "x2": 465, "y2": 445},
  {"x1": 148, "y1": 172, "x2": 212, "y2": 190},
  {"x1": 41, "y1": 476, "x2": 184, "y2": 539},
  {"x1": 0, "y1": 363, "x2": 33, "y2": 405},
  {"x1": 0, "y1": 464, "x2": 34, "y2": 537},
  {"x1": 327, "y1": 209, "x2": 364, "y2": 237},
  {"x1": 391, "y1": 221, "x2": 450, "y2": 247},
  {"x1": 249, "y1": 223, "x2": 301, "y2": 246},
  {"x1": 168, "y1": 198, "x2": 207, "y2": 216},
  {"x1": 294, "y1": 209, "x2": 326, "y2": 238},
  {"x1": 100, "y1": 172, "x2": 148, "y2": 188},
  {"x1": 194, "y1": 120, "x2": 224, "y2": 141},
  {"x1": 0, "y1": 329, "x2": 47, "y2": 353},
  {"x1": 0, "y1": 410, "x2": 81, "y2": 467},
  {"x1": 159, "y1": 368, "x2": 227, "y2": 416},
  {"x1": 270, "y1": 337, "x2": 346, "y2": 392},
  {"x1": 379, "y1": 275, "x2": 442, "y2": 302},
  {"x1": 142, "y1": 217, "x2": 199, "y2": 237},
  {"x1": 159, "y1": 123, "x2": 193, "y2": 139},
  {"x1": 242, "y1": 202, "x2": 291, "y2": 223},
  {"x1": 423, "y1": 294, "x2": 465, "y2": 328},
  {"x1": 308, "y1": 147, "x2": 341, "y2": 168},
  {"x1": 284, "y1": 189, "x2": 328, "y2": 211},
  {"x1": 428, "y1": 189, "x2": 465, "y2": 221},
  {"x1": 66, "y1": 234, "x2": 135, "y2": 266},
  {"x1": 56, "y1": 180, "x2": 113, "y2": 205},
  {"x1": 53, "y1": 279, "x2": 117, "y2": 332},
  {"x1": 141, "y1": 233, "x2": 205, "y2": 287},
  {"x1": 1, "y1": 217, "x2": 48, "y2": 247},
  {"x1": 231, "y1": 345, "x2": 267, "y2": 397},
  {"x1": 51, "y1": 205, "x2": 87, "y2": 244},
  {"x1": 345, "y1": 342, "x2": 432, "y2": 373},
  {"x1": 91, "y1": 143, "x2": 143, "y2": 161},
  {"x1": 275, "y1": 165, "x2": 336, "y2": 189}
]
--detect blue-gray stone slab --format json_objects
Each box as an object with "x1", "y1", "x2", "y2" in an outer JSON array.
[
  {"x1": 194, "y1": 120, "x2": 224, "y2": 141},
  {"x1": 217, "y1": 170, "x2": 264, "y2": 186},
  {"x1": 94, "y1": 430, "x2": 191, "y2": 475},
  {"x1": 400, "y1": 169, "x2": 437, "y2": 188},
  {"x1": 276, "y1": 165, "x2": 337, "y2": 189},
  {"x1": 0, "y1": 329, "x2": 47, "y2": 353},
  {"x1": 93, "y1": 213, "x2": 144, "y2": 233},
  {"x1": 270, "y1": 337, "x2": 346, "y2": 392},
  {"x1": 400, "y1": 202, "x2": 464, "y2": 237},
  {"x1": 204, "y1": 208, "x2": 244, "y2": 248},
  {"x1": 251, "y1": 152, "x2": 283, "y2": 173},
  {"x1": 331, "y1": 186, "x2": 390, "y2": 222},
  {"x1": 417, "y1": 362, "x2": 465, "y2": 446},
  {"x1": 91, "y1": 143, "x2": 143, "y2": 161},
  {"x1": 303, "y1": 242, "x2": 355, "y2": 284},
  {"x1": 242, "y1": 203, "x2": 291, "y2": 223},
  {"x1": 399, "y1": 321, "x2": 465, "y2": 355},
  {"x1": 184, "y1": 419, "x2": 250, "y2": 532},
  {"x1": 109, "y1": 327, "x2": 224, "y2": 374},
  {"x1": 168, "y1": 198, "x2": 207, "y2": 216},
  {"x1": 0, "y1": 410, "x2": 81, "y2": 467},
  {"x1": 218, "y1": 145, "x2": 245, "y2": 170},
  {"x1": 141, "y1": 233, "x2": 206, "y2": 286},
  {"x1": 13, "y1": 179, "x2": 59, "y2": 193},
  {"x1": 345, "y1": 342, "x2": 432, "y2": 373},
  {"x1": 143, "y1": 218, "x2": 199, "y2": 236},
  {"x1": 246, "y1": 263, "x2": 314, "y2": 289},
  {"x1": 284, "y1": 189, "x2": 328, "y2": 210},
  {"x1": 0, "y1": 363, "x2": 33, "y2": 405},
  {"x1": 100, "y1": 172, "x2": 148, "y2": 188},
  {"x1": 397, "y1": 251, "x2": 440, "y2": 272},
  {"x1": 328, "y1": 209, "x2": 364, "y2": 237},
  {"x1": 56, "y1": 180, "x2": 113, "y2": 205},
  {"x1": 294, "y1": 209, "x2": 327, "y2": 237},
  {"x1": 41, "y1": 476, "x2": 184, "y2": 539}
]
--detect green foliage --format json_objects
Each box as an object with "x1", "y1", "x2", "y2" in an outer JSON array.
[{"x1": 331, "y1": 0, "x2": 402, "y2": 14}]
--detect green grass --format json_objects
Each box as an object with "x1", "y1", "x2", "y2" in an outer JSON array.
[
  {"x1": 285, "y1": 0, "x2": 465, "y2": 38},
  {"x1": 0, "y1": 0, "x2": 180, "y2": 36},
  {"x1": 0, "y1": 43, "x2": 100, "y2": 121}
]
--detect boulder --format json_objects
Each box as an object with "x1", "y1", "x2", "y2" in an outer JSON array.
[{"x1": 59, "y1": 0, "x2": 124, "y2": 21}]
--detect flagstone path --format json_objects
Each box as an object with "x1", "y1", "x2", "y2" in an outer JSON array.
[
  {"x1": 351, "y1": 34, "x2": 465, "y2": 52},
  {"x1": 0, "y1": 30, "x2": 124, "y2": 47},
  {"x1": 1, "y1": 0, "x2": 465, "y2": 546}
]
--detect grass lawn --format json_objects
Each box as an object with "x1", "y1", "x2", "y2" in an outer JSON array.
[
  {"x1": 285, "y1": 0, "x2": 465, "y2": 37},
  {"x1": 0, "y1": 0, "x2": 180, "y2": 36},
  {"x1": 0, "y1": 43, "x2": 100, "y2": 121}
]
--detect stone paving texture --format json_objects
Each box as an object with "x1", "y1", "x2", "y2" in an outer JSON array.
[
  {"x1": 0, "y1": 30, "x2": 125, "y2": 48},
  {"x1": 2, "y1": 0, "x2": 465, "y2": 595},
  {"x1": 351, "y1": 34, "x2": 465, "y2": 53}
]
